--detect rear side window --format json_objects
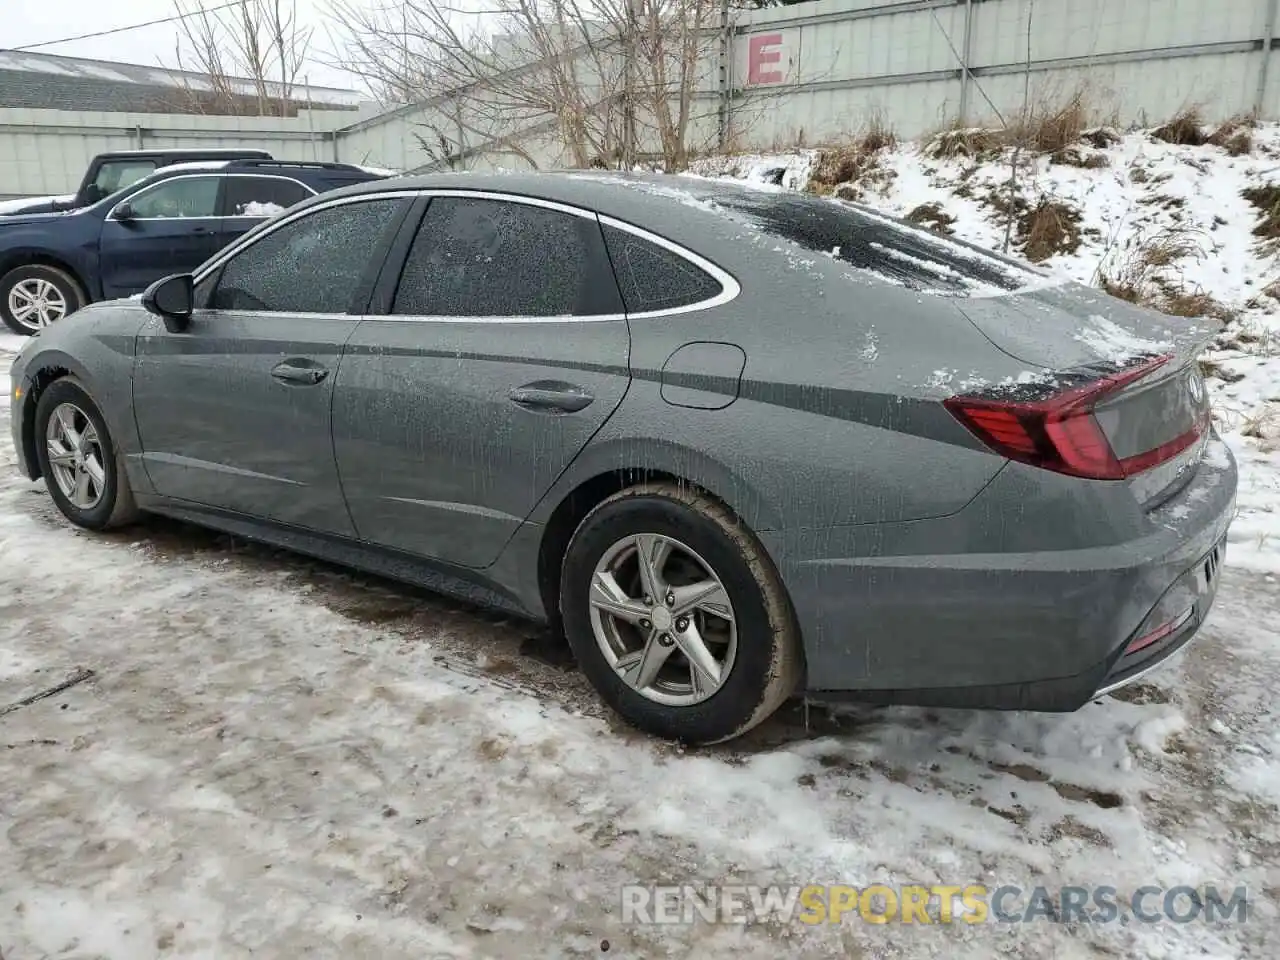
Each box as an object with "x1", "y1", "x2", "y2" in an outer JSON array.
[
  {"x1": 223, "y1": 177, "x2": 311, "y2": 217},
  {"x1": 602, "y1": 224, "x2": 724, "y2": 313},
  {"x1": 392, "y1": 197, "x2": 623, "y2": 317},
  {"x1": 209, "y1": 198, "x2": 402, "y2": 313}
]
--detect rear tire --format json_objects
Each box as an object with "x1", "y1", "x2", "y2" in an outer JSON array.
[
  {"x1": 1, "y1": 264, "x2": 86, "y2": 335},
  {"x1": 33, "y1": 377, "x2": 139, "y2": 531},
  {"x1": 560, "y1": 483, "x2": 801, "y2": 744}
]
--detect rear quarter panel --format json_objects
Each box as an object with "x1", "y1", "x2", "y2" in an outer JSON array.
[{"x1": 535, "y1": 230, "x2": 1035, "y2": 535}]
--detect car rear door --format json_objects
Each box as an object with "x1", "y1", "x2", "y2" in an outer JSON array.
[
  {"x1": 333, "y1": 192, "x2": 632, "y2": 569},
  {"x1": 131, "y1": 194, "x2": 413, "y2": 534},
  {"x1": 216, "y1": 174, "x2": 315, "y2": 250},
  {"x1": 98, "y1": 174, "x2": 226, "y2": 298}
]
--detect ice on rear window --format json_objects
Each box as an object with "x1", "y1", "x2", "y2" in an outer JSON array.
[{"x1": 581, "y1": 175, "x2": 1058, "y2": 298}]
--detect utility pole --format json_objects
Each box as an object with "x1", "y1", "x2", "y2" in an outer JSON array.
[
  {"x1": 622, "y1": 0, "x2": 638, "y2": 169},
  {"x1": 716, "y1": 0, "x2": 731, "y2": 149}
]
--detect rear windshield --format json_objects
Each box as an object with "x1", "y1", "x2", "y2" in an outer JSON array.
[{"x1": 618, "y1": 178, "x2": 1052, "y2": 297}]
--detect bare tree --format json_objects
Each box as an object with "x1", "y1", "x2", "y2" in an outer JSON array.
[
  {"x1": 169, "y1": 0, "x2": 314, "y2": 116},
  {"x1": 327, "y1": 0, "x2": 723, "y2": 171}
]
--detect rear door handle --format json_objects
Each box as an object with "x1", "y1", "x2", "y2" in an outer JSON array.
[
  {"x1": 508, "y1": 382, "x2": 594, "y2": 413},
  {"x1": 271, "y1": 360, "x2": 328, "y2": 385}
]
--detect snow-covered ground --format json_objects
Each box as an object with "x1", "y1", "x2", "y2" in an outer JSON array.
[
  {"x1": 3, "y1": 129, "x2": 1280, "y2": 957},
  {"x1": 1, "y1": 380, "x2": 1278, "y2": 958}
]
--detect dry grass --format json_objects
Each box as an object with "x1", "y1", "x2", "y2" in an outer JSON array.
[
  {"x1": 1097, "y1": 225, "x2": 1232, "y2": 322},
  {"x1": 904, "y1": 202, "x2": 957, "y2": 235},
  {"x1": 1240, "y1": 407, "x2": 1280, "y2": 441},
  {"x1": 859, "y1": 113, "x2": 898, "y2": 154},
  {"x1": 1011, "y1": 90, "x2": 1091, "y2": 155},
  {"x1": 1151, "y1": 107, "x2": 1209, "y2": 146},
  {"x1": 1242, "y1": 183, "x2": 1280, "y2": 246},
  {"x1": 1018, "y1": 199, "x2": 1083, "y2": 262},
  {"x1": 1050, "y1": 146, "x2": 1110, "y2": 169},
  {"x1": 926, "y1": 126, "x2": 1004, "y2": 161},
  {"x1": 1081, "y1": 127, "x2": 1121, "y2": 149},
  {"x1": 1160, "y1": 289, "x2": 1234, "y2": 320},
  {"x1": 807, "y1": 118, "x2": 900, "y2": 200},
  {"x1": 1207, "y1": 115, "x2": 1256, "y2": 156}
]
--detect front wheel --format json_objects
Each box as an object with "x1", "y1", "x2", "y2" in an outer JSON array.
[
  {"x1": 560, "y1": 483, "x2": 802, "y2": 744},
  {"x1": 33, "y1": 377, "x2": 139, "y2": 530},
  {"x1": 1, "y1": 264, "x2": 85, "y2": 335}
]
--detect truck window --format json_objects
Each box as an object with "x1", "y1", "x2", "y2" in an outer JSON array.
[{"x1": 88, "y1": 160, "x2": 159, "y2": 202}]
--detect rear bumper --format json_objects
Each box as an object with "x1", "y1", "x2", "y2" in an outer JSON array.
[{"x1": 774, "y1": 435, "x2": 1237, "y2": 710}]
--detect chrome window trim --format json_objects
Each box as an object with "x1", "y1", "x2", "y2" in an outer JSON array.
[
  {"x1": 108, "y1": 173, "x2": 318, "y2": 223},
  {"x1": 191, "y1": 186, "x2": 741, "y2": 323},
  {"x1": 193, "y1": 190, "x2": 422, "y2": 284},
  {"x1": 595, "y1": 212, "x2": 741, "y2": 319}
]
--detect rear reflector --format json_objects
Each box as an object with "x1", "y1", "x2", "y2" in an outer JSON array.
[
  {"x1": 1125, "y1": 606, "x2": 1194, "y2": 655},
  {"x1": 943, "y1": 355, "x2": 1202, "y2": 480}
]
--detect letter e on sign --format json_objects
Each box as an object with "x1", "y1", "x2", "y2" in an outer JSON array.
[{"x1": 748, "y1": 34, "x2": 784, "y2": 85}]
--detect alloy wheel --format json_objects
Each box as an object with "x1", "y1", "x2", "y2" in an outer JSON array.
[
  {"x1": 8, "y1": 278, "x2": 68, "y2": 331},
  {"x1": 45, "y1": 402, "x2": 106, "y2": 510},
  {"x1": 588, "y1": 533, "x2": 737, "y2": 706}
]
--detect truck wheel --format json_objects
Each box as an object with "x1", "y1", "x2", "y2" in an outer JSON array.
[{"x1": 1, "y1": 264, "x2": 86, "y2": 335}]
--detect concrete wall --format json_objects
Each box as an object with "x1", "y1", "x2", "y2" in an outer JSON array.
[
  {"x1": 3, "y1": 0, "x2": 1279, "y2": 194},
  {"x1": 0, "y1": 108, "x2": 356, "y2": 198}
]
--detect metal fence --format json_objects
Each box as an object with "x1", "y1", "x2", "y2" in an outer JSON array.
[
  {"x1": 0, "y1": 108, "x2": 370, "y2": 199},
  {"x1": 3, "y1": 0, "x2": 1279, "y2": 195}
]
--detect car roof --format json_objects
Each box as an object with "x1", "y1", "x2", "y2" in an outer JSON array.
[
  {"x1": 127, "y1": 158, "x2": 382, "y2": 187},
  {"x1": 98, "y1": 149, "x2": 273, "y2": 161}
]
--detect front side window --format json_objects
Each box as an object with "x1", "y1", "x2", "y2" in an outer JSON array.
[
  {"x1": 392, "y1": 196, "x2": 622, "y2": 317},
  {"x1": 224, "y1": 176, "x2": 312, "y2": 217},
  {"x1": 208, "y1": 198, "x2": 402, "y2": 313},
  {"x1": 123, "y1": 176, "x2": 221, "y2": 219}
]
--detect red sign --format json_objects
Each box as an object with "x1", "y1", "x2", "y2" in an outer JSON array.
[{"x1": 747, "y1": 33, "x2": 784, "y2": 86}]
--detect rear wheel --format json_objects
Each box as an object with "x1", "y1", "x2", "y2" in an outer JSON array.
[
  {"x1": 560, "y1": 483, "x2": 801, "y2": 744},
  {"x1": 1, "y1": 264, "x2": 85, "y2": 335},
  {"x1": 33, "y1": 377, "x2": 139, "y2": 530}
]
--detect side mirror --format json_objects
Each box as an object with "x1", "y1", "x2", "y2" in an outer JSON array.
[
  {"x1": 142, "y1": 274, "x2": 194, "y2": 333},
  {"x1": 112, "y1": 201, "x2": 136, "y2": 222}
]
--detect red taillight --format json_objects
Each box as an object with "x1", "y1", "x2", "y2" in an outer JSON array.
[
  {"x1": 944, "y1": 355, "x2": 1190, "y2": 481},
  {"x1": 1125, "y1": 607, "x2": 1194, "y2": 654}
]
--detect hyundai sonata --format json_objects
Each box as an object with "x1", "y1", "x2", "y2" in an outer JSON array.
[{"x1": 7, "y1": 172, "x2": 1237, "y2": 743}]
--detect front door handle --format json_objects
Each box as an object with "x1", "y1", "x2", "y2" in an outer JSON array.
[
  {"x1": 271, "y1": 360, "x2": 328, "y2": 386},
  {"x1": 508, "y1": 382, "x2": 594, "y2": 413}
]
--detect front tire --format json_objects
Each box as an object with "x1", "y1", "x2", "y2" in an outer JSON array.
[
  {"x1": 1, "y1": 264, "x2": 85, "y2": 335},
  {"x1": 33, "y1": 377, "x2": 139, "y2": 530},
  {"x1": 561, "y1": 483, "x2": 802, "y2": 744}
]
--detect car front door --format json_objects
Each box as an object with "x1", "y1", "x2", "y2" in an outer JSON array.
[
  {"x1": 98, "y1": 175, "x2": 226, "y2": 299},
  {"x1": 131, "y1": 194, "x2": 412, "y2": 534},
  {"x1": 333, "y1": 193, "x2": 633, "y2": 569},
  {"x1": 217, "y1": 174, "x2": 315, "y2": 249}
]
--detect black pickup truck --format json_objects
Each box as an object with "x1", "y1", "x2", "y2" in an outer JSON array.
[{"x1": 0, "y1": 148, "x2": 274, "y2": 217}]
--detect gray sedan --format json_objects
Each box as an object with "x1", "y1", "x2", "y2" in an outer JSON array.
[{"x1": 7, "y1": 172, "x2": 1237, "y2": 743}]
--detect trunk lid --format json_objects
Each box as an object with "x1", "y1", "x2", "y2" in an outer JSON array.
[
  {"x1": 952, "y1": 280, "x2": 1213, "y2": 370},
  {"x1": 950, "y1": 283, "x2": 1215, "y2": 505}
]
